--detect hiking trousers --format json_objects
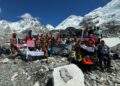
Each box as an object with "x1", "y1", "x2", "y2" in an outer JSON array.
[{"x1": 98, "y1": 53, "x2": 111, "y2": 69}]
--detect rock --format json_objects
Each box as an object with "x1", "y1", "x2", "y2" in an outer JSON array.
[
  {"x1": 107, "y1": 80, "x2": 114, "y2": 86},
  {"x1": 93, "y1": 81, "x2": 97, "y2": 86},
  {"x1": 85, "y1": 81, "x2": 91, "y2": 86},
  {"x1": 113, "y1": 79, "x2": 120, "y2": 84},
  {"x1": 99, "y1": 77, "x2": 106, "y2": 83},
  {"x1": 1, "y1": 54, "x2": 6, "y2": 58},
  {"x1": 53, "y1": 64, "x2": 85, "y2": 86},
  {"x1": 11, "y1": 72, "x2": 18, "y2": 81},
  {"x1": 34, "y1": 81, "x2": 40, "y2": 86},
  {"x1": 52, "y1": 44, "x2": 72, "y2": 56},
  {"x1": 0, "y1": 53, "x2": 120, "y2": 86},
  {"x1": 61, "y1": 58, "x2": 66, "y2": 61},
  {"x1": 27, "y1": 76, "x2": 31, "y2": 81},
  {"x1": 34, "y1": 60, "x2": 40, "y2": 63},
  {"x1": 113, "y1": 53, "x2": 120, "y2": 59},
  {"x1": 59, "y1": 68, "x2": 73, "y2": 82},
  {"x1": 2, "y1": 58, "x2": 10, "y2": 63},
  {"x1": 90, "y1": 74, "x2": 97, "y2": 80},
  {"x1": 40, "y1": 68, "x2": 44, "y2": 72},
  {"x1": 111, "y1": 44, "x2": 120, "y2": 57},
  {"x1": 84, "y1": 59, "x2": 120, "y2": 86}
]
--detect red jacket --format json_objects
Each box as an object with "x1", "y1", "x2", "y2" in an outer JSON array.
[{"x1": 24, "y1": 37, "x2": 32, "y2": 42}]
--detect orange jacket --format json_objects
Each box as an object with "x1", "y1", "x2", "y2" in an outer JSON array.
[{"x1": 82, "y1": 58, "x2": 93, "y2": 65}]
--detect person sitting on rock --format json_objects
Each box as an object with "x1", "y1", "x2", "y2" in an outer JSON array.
[
  {"x1": 97, "y1": 40, "x2": 111, "y2": 70},
  {"x1": 10, "y1": 33, "x2": 21, "y2": 56}
]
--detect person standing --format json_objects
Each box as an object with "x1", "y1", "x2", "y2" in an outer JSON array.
[
  {"x1": 28, "y1": 30, "x2": 32, "y2": 39},
  {"x1": 10, "y1": 33, "x2": 20, "y2": 56},
  {"x1": 94, "y1": 27, "x2": 103, "y2": 45},
  {"x1": 75, "y1": 40, "x2": 81, "y2": 61},
  {"x1": 97, "y1": 40, "x2": 111, "y2": 70}
]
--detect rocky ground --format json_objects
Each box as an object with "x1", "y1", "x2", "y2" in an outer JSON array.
[
  {"x1": 83, "y1": 44, "x2": 120, "y2": 86},
  {"x1": 0, "y1": 55, "x2": 69, "y2": 86},
  {"x1": 0, "y1": 54, "x2": 120, "y2": 86},
  {"x1": 84, "y1": 59, "x2": 120, "y2": 86}
]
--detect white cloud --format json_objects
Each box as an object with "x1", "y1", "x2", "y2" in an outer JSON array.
[
  {"x1": 0, "y1": 8, "x2": 2, "y2": 13},
  {"x1": 20, "y1": 13, "x2": 34, "y2": 19},
  {"x1": 20, "y1": 13, "x2": 41, "y2": 20}
]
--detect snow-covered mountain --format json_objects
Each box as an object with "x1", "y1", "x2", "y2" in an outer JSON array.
[
  {"x1": 82, "y1": 0, "x2": 120, "y2": 28},
  {"x1": 55, "y1": 15, "x2": 83, "y2": 30},
  {"x1": 0, "y1": 18, "x2": 48, "y2": 34},
  {"x1": 46, "y1": 24, "x2": 55, "y2": 31}
]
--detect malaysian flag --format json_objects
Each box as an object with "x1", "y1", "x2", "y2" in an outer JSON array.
[{"x1": 16, "y1": 38, "x2": 27, "y2": 47}]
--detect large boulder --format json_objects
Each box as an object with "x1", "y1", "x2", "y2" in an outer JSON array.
[
  {"x1": 53, "y1": 64, "x2": 85, "y2": 86},
  {"x1": 111, "y1": 44, "x2": 120, "y2": 59},
  {"x1": 52, "y1": 44, "x2": 72, "y2": 56},
  {"x1": 102, "y1": 37, "x2": 120, "y2": 48},
  {"x1": 111, "y1": 44, "x2": 120, "y2": 53}
]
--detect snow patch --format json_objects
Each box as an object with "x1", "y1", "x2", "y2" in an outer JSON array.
[
  {"x1": 83, "y1": 0, "x2": 120, "y2": 27},
  {"x1": 55, "y1": 15, "x2": 83, "y2": 30},
  {"x1": 102, "y1": 37, "x2": 120, "y2": 47},
  {"x1": 46, "y1": 24, "x2": 55, "y2": 31}
]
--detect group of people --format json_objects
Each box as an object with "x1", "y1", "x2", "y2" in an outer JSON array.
[
  {"x1": 10, "y1": 30, "x2": 72, "y2": 57},
  {"x1": 9, "y1": 26, "x2": 112, "y2": 71},
  {"x1": 74, "y1": 26, "x2": 111, "y2": 71}
]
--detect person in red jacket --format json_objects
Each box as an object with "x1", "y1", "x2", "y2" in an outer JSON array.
[{"x1": 24, "y1": 34, "x2": 32, "y2": 43}]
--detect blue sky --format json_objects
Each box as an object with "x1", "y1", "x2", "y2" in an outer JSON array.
[{"x1": 0, "y1": 0, "x2": 110, "y2": 26}]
